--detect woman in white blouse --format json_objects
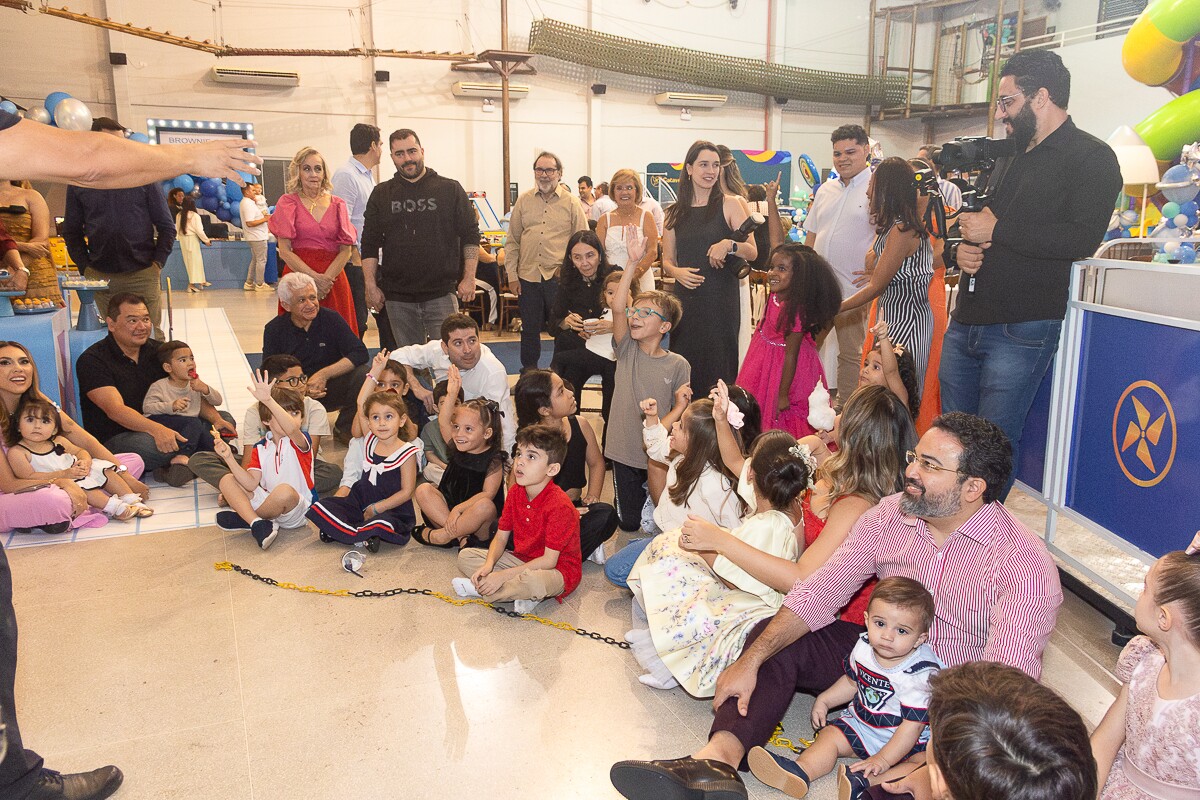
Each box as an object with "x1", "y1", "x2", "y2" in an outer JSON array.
[{"x1": 176, "y1": 196, "x2": 212, "y2": 292}]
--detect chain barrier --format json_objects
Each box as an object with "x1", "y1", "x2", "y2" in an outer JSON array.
[
  {"x1": 215, "y1": 561, "x2": 630, "y2": 649},
  {"x1": 767, "y1": 723, "x2": 813, "y2": 754}
]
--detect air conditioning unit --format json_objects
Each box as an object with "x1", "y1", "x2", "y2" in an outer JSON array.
[
  {"x1": 654, "y1": 92, "x2": 727, "y2": 108},
  {"x1": 209, "y1": 66, "x2": 300, "y2": 88},
  {"x1": 451, "y1": 82, "x2": 529, "y2": 100}
]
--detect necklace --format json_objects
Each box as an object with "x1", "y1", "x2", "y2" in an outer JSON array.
[{"x1": 300, "y1": 192, "x2": 324, "y2": 214}]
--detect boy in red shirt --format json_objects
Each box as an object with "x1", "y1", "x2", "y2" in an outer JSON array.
[{"x1": 454, "y1": 423, "x2": 581, "y2": 613}]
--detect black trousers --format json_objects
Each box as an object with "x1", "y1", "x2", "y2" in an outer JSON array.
[
  {"x1": 552, "y1": 348, "x2": 616, "y2": 426},
  {"x1": 578, "y1": 502, "x2": 619, "y2": 559},
  {"x1": 611, "y1": 462, "x2": 648, "y2": 533},
  {"x1": 0, "y1": 545, "x2": 44, "y2": 798},
  {"x1": 319, "y1": 364, "x2": 370, "y2": 435},
  {"x1": 344, "y1": 263, "x2": 369, "y2": 341}
]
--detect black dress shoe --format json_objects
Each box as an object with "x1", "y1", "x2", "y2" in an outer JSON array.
[
  {"x1": 28, "y1": 766, "x2": 123, "y2": 800},
  {"x1": 610, "y1": 757, "x2": 747, "y2": 800}
]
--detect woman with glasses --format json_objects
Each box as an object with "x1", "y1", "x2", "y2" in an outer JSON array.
[
  {"x1": 662, "y1": 141, "x2": 758, "y2": 396},
  {"x1": 269, "y1": 146, "x2": 359, "y2": 335},
  {"x1": 838, "y1": 157, "x2": 936, "y2": 389},
  {"x1": 548, "y1": 231, "x2": 617, "y2": 423}
]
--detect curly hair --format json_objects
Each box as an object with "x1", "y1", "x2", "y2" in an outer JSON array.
[
  {"x1": 767, "y1": 244, "x2": 842, "y2": 338},
  {"x1": 930, "y1": 412, "x2": 1013, "y2": 504}
]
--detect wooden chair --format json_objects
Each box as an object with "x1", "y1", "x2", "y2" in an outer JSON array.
[{"x1": 497, "y1": 292, "x2": 520, "y2": 333}]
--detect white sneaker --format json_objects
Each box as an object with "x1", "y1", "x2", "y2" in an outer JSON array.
[
  {"x1": 638, "y1": 672, "x2": 679, "y2": 690},
  {"x1": 451, "y1": 577, "x2": 481, "y2": 598},
  {"x1": 243, "y1": 282, "x2": 255, "y2": 291},
  {"x1": 513, "y1": 599, "x2": 539, "y2": 614},
  {"x1": 588, "y1": 545, "x2": 608, "y2": 565},
  {"x1": 255, "y1": 283, "x2": 273, "y2": 292}
]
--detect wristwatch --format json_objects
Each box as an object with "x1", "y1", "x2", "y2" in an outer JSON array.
[{"x1": 729, "y1": 241, "x2": 738, "y2": 255}]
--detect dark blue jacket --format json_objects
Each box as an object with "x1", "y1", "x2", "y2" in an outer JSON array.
[{"x1": 63, "y1": 183, "x2": 176, "y2": 274}]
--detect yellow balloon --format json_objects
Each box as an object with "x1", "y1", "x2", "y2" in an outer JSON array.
[{"x1": 1122, "y1": 16, "x2": 1183, "y2": 86}]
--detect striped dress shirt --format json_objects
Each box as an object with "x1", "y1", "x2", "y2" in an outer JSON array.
[{"x1": 783, "y1": 494, "x2": 1062, "y2": 679}]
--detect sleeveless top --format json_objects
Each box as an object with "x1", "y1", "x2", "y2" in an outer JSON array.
[
  {"x1": 602, "y1": 208, "x2": 654, "y2": 293},
  {"x1": 554, "y1": 415, "x2": 588, "y2": 493},
  {"x1": 803, "y1": 493, "x2": 875, "y2": 625}
]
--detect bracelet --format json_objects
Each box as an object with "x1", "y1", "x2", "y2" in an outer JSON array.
[{"x1": 366, "y1": 374, "x2": 378, "y2": 383}]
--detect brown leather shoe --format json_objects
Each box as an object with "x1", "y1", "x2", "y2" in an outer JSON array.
[{"x1": 610, "y1": 757, "x2": 747, "y2": 800}]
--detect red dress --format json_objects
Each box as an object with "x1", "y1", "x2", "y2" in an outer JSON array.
[
  {"x1": 803, "y1": 493, "x2": 874, "y2": 624},
  {"x1": 269, "y1": 193, "x2": 359, "y2": 336}
]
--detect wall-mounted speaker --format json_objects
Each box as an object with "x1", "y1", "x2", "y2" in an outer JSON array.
[{"x1": 591, "y1": 84, "x2": 607, "y2": 95}]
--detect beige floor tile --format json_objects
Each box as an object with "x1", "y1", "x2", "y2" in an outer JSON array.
[
  {"x1": 15, "y1": 579, "x2": 241, "y2": 754},
  {"x1": 36, "y1": 720, "x2": 253, "y2": 800}
]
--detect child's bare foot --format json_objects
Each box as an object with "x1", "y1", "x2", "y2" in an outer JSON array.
[{"x1": 217, "y1": 493, "x2": 228, "y2": 507}]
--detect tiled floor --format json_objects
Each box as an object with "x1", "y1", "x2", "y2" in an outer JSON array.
[{"x1": 6, "y1": 288, "x2": 1129, "y2": 800}]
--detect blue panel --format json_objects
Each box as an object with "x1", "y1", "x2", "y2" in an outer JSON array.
[
  {"x1": 1066, "y1": 311, "x2": 1200, "y2": 557},
  {"x1": 1015, "y1": 363, "x2": 1053, "y2": 493}
]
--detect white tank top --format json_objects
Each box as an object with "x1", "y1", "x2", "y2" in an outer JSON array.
[{"x1": 602, "y1": 209, "x2": 655, "y2": 293}]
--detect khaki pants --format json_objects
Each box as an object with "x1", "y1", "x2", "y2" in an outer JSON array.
[
  {"x1": 457, "y1": 548, "x2": 564, "y2": 602},
  {"x1": 833, "y1": 304, "x2": 868, "y2": 406},
  {"x1": 89, "y1": 265, "x2": 164, "y2": 339}
]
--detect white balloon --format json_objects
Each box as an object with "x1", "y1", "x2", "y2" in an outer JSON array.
[
  {"x1": 53, "y1": 97, "x2": 92, "y2": 131},
  {"x1": 1164, "y1": 241, "x2": 1180, "y2": 254},
  {"x1": 27, "y1": 107, "x2": 51, "y2": 125},
  {"x1": 1175, "y1": 214, "x2": 1190, "y2": 228}
]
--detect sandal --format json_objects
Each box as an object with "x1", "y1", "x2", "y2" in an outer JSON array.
[
  {"x1": 132, "y1": 504, "x2": 154, "y2": 518},
  {"x1": 411, "y1": 525, "x2": 454, "y2": 549}
]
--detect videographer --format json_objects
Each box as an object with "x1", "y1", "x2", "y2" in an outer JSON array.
[{"x1": 939, "y1": 50, "x2": 1120, "y2": 500}]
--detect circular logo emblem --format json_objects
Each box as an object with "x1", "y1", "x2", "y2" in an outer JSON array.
[{"x1": 1111, "y1": 381, "x2": 1176, "y2": 488}]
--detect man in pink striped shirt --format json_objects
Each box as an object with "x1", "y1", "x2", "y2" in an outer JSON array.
[{"x1": 611, "y1": 413, "x2": 1063, "y2": 800}]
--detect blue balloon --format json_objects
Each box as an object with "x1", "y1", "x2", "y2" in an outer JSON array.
[
  {"x1": 237, "y1": 171, "x2": 255, "y2": 184},
  {"x1": 1178, "y1": 244, "x2": 1197, "y2": 264},
  {"x1": 173, "y1": 175, "x2": 195, "y2": 193},
  {"x1": 216, "y1": 206, "x2": 233, "y2": 222},
  {"x1": 216, "y1": 185, "x2": 228, "y2": 202},
  {"x1": 1181, "y1": 200, "x2": 1199, "y2": 216},
  {"x1": 199, "y1": 196, "x2": 219, "y2": 212},
  {"x1": 1161, "y1": 164, "x2": 1199, "y2": 205},
  {"x1": 225, "y1": 182, "x2": 243, "y2": 202},
  {"x1": 199, "y1": 178, "x2": 222, "y2": 197},
  {"x1": 44, "y1": 91, "x2": 71, "y2": 117},
  {"x1": 268, "y1": 205, "x2": 276, "y2": 214},
  {"x1": 128, "y1": 132, "x2": 150, "y2": 144},
  {"x1": 220, "y1": 200, "x2": 230, "y2": 210},
  {"x1": 0, "y1": 101, "x2": 15, "y2": 115}
]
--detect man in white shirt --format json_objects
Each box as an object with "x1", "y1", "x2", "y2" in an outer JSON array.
[
  {"x1": 588, "y1": 181, "x2": 617, "y2": 222},
  {"x1": 332, "y1": 123, "x2": 382, "y2": 341},
  {"x1": 639, "y1": 194, "x2": 665, "y2": 236},
  {"x1": 802, "y1": 125, "x2": 875, "y2": 407},
  {"x1": 239, "y1": 183, "x2": 271, "y2": 290},
  {"x1": 388, "y1": 313, "x2": 516, "y2": 451}
]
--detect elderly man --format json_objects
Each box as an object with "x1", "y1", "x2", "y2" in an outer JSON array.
[
  {"x1": 505, "y1": 151, "x2": 588, "y2": 371},
  {"x1": 62, "y1": 117, "x2": 176, "y2": 340},
  {"x1": 388, "y1": 312, "x2": 516, "y2": 452},
  {"x1": 263, "y1": 272, "x2": 368, "y2": 440},
  {"x1": 610, "y1": 413, "x2": 1063, "y2": 800},
  {"x1": 361, "y1": 128, "x2": 479, "y2": 347},
  {"x1": 942, "y1": 50, "x2": 1120, "y2": 500},
  {"x1": 76, "y1": 293, "x2": 234, "y2": 485}
]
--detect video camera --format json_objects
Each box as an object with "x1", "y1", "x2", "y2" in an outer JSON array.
[{"x1": 933, "y1": 136, "x2": 1015, "y2": 292}]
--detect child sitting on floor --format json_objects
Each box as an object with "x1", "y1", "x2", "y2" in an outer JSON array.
[
  {"x1": 6, "y1": 397, "x2": 152, "y2": 520},
  {"x1": 213, "y1": 372, "x2": 315, "y2": 550},
  {"x1": 142, "y1": 340, "x2": 235, "y2": 463},
  {"x1": 452, "y1": 423, "x2": 581, "y2": 614},
  {"x1": 338, "y1": 351, "x2": 418, "y2": 495},
  {"x1": 411, "y1": 365, "x2": 506, "y2": 549},
  {"x1": 749, "y1": 576, "x2": 942, "y2": 800},
  {"x1": 419, "y1": 379, "x2": 459, "y2": 487}
]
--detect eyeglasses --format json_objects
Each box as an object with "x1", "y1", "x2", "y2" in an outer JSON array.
[
  {"x1": 278, "y1": 374, "x2": 308, "y2": 387},
  {"x1": 994, "y1": 93, "x2": 1024, "y2": 112},
  {"x1": 905, "y1": 450, "x2": 964, "y2": 475},
  {"x1": 533, "y1": 167, "x2": 560, "y2": 175},
  {"x1": 625, "y1": 306, "x2": 669, "y2": 323}
]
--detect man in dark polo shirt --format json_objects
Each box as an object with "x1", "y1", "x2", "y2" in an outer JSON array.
[
  {"x1": 263, "y1": 272, "x2": 368, "y2": 439},
  {"x1": 941, "y1": 50, "x2": 1121, "y2": 500},
  {"x1": 76, "y1": 293, "x2": 220, "y2": 485}
]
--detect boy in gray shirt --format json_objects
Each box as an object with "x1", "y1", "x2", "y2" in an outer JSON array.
[{"x1": 143, "y1": 340, "x2": 232, "y2": 458}]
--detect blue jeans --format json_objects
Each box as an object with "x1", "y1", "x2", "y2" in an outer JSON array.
[
  {"x1": 604, "y1": 536, "x2": 652, "y2": 589},
  {"x1": 517, "y1": 277, "x2": 558, "y2": 370},
  {"x1": 938, "y1": 318, "x2": 1062, "y2": 499}
]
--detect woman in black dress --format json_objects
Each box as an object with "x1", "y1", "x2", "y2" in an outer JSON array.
[
  {"x1": 549, "y1": 230, "x2": 616, "y2": 422},
  {"x1": 662, "y1": 140, "x2": 757, "y2": 395}
]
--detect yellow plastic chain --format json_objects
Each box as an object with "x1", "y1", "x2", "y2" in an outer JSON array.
[{"x1": 767, "y1": 724, "x2": 813, "y2": 753}]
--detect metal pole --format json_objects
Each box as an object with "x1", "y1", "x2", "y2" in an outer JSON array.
[
  {"x1": 501, "y1": 0, "x2": 512, "y2": 213},
  {"x1": 864, "y1": 0, "x2": 877, "y2": 129},
  {"x1": 906, "y1": 6, "x2": 917, "y2": 118},
  {"x1": 987, "y1": 0, "x2": 1004, "y2": 138}
]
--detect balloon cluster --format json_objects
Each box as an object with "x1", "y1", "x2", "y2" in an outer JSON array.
[
  {"x1": 8, "y1": 91, "x2": 95, "y2": 131},
  {"x1": 1149, "y1": 147, "x2": 1200, "y2": 264},
  {"x1": 162, "y1": 172, "x2": 259, "y2": 228}
]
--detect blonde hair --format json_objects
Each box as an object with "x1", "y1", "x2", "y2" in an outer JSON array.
[
  {"x1": 609, "y1": 168, "x2": 644, "y2": 205},
  {"x1": 285, "y1": 147, "x2": 332, "y2": 195}
]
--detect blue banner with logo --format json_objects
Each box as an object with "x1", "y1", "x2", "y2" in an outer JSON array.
[{"x1": 1066, "y1": 311, "x2": 1200, "y2": 557}]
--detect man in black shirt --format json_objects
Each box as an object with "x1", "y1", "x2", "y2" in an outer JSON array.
[
  {"x1": 262, "y1": 272, "x2": 369, "y2": 439},
  {"x1": 361, "y1": 128, "x2": 479, "y2": 346},
  {"x1": 941, "y1": 50, "x2": 1121, "y2": 499}
]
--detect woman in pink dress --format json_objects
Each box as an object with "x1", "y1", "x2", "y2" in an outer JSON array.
[
  {"x1": 269, "y1": 147, "x2": 358, "y2": 335},
  {"x1": 735, "y1": 243, "x2": 841, "y2": 437}
]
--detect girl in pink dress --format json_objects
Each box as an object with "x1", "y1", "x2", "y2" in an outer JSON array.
[
  {"x1": 269, "y1": 147, "x2": 359, "y2": 335},
  {"x1": 1092, "y1": 550, "x2": 1200, "y2": 799},
  {"x1": 735, "y1": 243, "x2": 841, "y2": 437}
]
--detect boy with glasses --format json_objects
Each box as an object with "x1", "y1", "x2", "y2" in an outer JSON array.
[{"x1": 603, "y1": 258, "x2": 689, "y2": 533}]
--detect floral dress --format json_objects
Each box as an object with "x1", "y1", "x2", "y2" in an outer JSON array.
[
  {"x1": 1100, "y1": 635, "x2": 1200, "y2": 799},
  {"x1": 626, "y1": 509, "x2": 800, "y2": 697}
]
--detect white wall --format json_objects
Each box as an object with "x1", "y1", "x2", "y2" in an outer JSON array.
[{"x1": 0, "y1": 0, "x2": 1168, "y2": 203}]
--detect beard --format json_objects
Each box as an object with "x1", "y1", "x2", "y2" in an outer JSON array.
[
  {"x1": 1006, "y1": 104, "x2": 1037, "y2": 151},
  {"x1": 899, "y1": 477, "x2": 963, "y2": 519}
]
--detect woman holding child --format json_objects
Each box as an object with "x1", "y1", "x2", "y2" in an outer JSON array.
[
  {"x1": 0, "y1": 341, "x2": 146, "y2": 533},
  {"x1": 627, "y1": 384, "x2": 915, "y2": 696}
]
